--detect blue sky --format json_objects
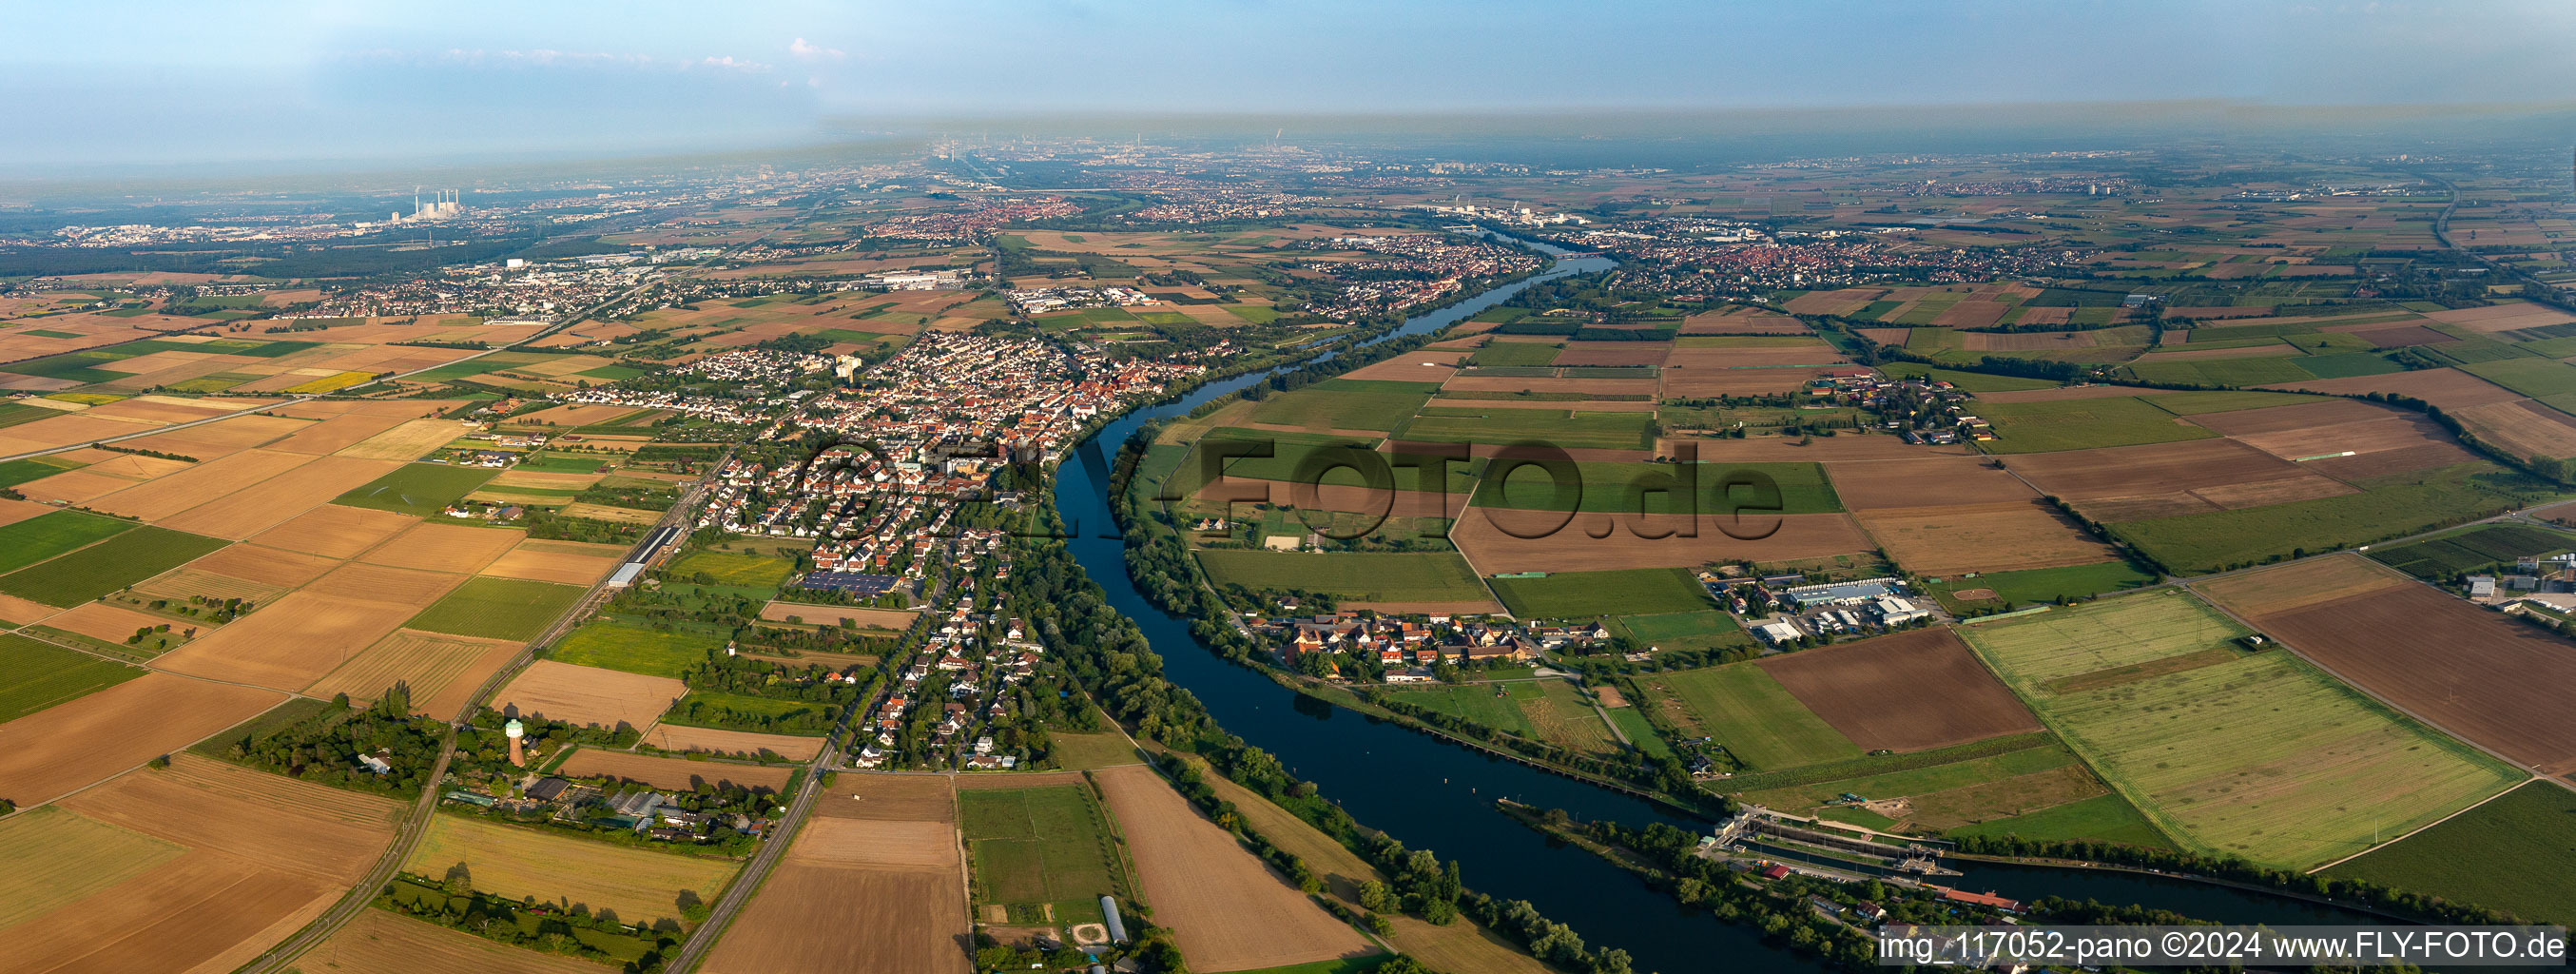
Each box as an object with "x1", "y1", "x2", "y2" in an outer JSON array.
[{"x1": 7, "y1": 0, "x2": 2573, "y2": 170}]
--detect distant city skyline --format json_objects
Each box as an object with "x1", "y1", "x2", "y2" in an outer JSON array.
[{"x1": 7, "y1": 0, "x2": 2575, "y2": 170}]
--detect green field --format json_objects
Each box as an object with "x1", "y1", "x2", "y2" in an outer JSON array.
[
  {"x1": 1195, "y1": 550, "x2": 1490, "y2": 603},
  {"x1": 1388, "y1": 679, "x2": 1622, "y2": 756},
  {"x1": 958, "y1": 784, "x2": 1130, "y2": 925},
  {"x1": 548, "y1": 619, "x2": 722, "y2": 677},
  {"x1": 1974, "y1": 396, "x2": 2221, "y2": 455},
  {"x1": 0, "y1": 455, "x2": 89, "y2": 490},
  {"x1": 662, "y1": 689, "x2": 830, "y2": 733},
  {"x1": 1472, "y1": 460, "x2": 1839, "y2": 515},
  {"x1": 1489, "y1": 567, "x2": 1711, "y2": 618},
  {"x1": 2120, "y1": 357, "x2": 2315, "y2": 387},
  {"x1": 1465, "y1": 341, "x2": 1562, "y2": 367},
  {"x1": 1394, "y1": 407, "x2": 1656, "y2": 451},
  {"x1": 0, "y1": 510, "x2": 136, "y2": 575},
  {"x1": 1962, "y1": 590, "x2": 2523, "y2": 868},
  {"x1": 1922, "y1": 560, "x2": 2160, "y2": 612},
  {"x1": 334, "y1": 463, "x2": 501, "y2": 516},
  {"x1": 0, "y1": 633, "x2": 144, "y2": 723},
  {"x1": 2459, "y1": 357, "x2": 2576, "y2": 399},
  {"x1": 405, "y1": 577, "x2": 587, "y2": 641},
  {"x1": 1246, "y1": 379, "x2": 1442, "y2": 433},
  {"x1": 1642, "y1": 662, "x2": 1857, "y2": 769},
  {"x1": 1945, "y1": 792, "x2": 2175, "y2": 848},
  {"x1": 0, "y1": 526, "x2": 226, "y2": 607},
  {"x1": 2364, "y1": 523, "x2": 2576, "y2": 579},
  {"x1": 2327, "y1": 781, "x2": 2576, "y2": 925},
  {"x1": 666, "y1": 551, "x2": 793, "y2": 591},
  {"x1": 1730, "y1": 739, "x2": 2160, "y2": 843},
  {"x1": 2108, "y1": 463, "x2": 2541, "y2": 574},
  {"x1": 1605, "y1": 610, "x2": 1753, "y2": 653}
]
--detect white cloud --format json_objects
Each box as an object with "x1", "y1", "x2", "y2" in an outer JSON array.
[{"x1": 789, "y1": 37, "x2": 844, "y2": 59}]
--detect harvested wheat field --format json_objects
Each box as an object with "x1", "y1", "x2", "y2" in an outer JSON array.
[
  {"x1": 0, "y1": 674, "x2": 280, "y2": 807},
  {"x1": 1450, "y1": 510, "x2": 1872, "y2": 574},
  {"x1": 356, "y1": 520, "x2": 523, "y2": 574},
  {"x1": 757, "y1": 601, "x2": 919, "y2": 630},
  {"x1": 250, "y1": 504, "x2": 420, "y2": 559},
  {"x1": 2197, "y1": 555, "x2": 2576, "y2": 779},
  {"x1": 294, "y1": 907, "x2": 608, "y2": 974},
  {"x1": 2452, "y1": 399, "x2": 2576, "y2": 462},
  {"x1": 336, "y1": 419, "x2": 468, "y2": 461},
  {"x1": 305, "y1": 629, "x2": 524, "y2": 716},
  {"x1": 1758, "y1": 628, "x2": 2041, "y2": 753},
  {"x1": 560, "y1": 501, "x2": 659, "y2": 524},
  {"x1": 480, "y1": 537, "x2": 627, "y2": 585},
  {"x1": 39, "y1": 601, "x2": 180, "y2": 646},
  {"x1": 156, "y1": 454, "x2": 405, "y2": 539},
  {"x1": 12, "y1": 453, "x2": 194, "y2": 505},
  {"x1": 300, "y1": 561, "x2": 465, "y2": 607},
  {"x1": 554, "y1": 749, "x2": 792, "y2": 793},
  {"x1": 265, "y1": 413, "x2": 409, "y2": 456},
  {"x1": 1825, "y1": 457, "x2": 2035, "y2": 511},
  {"x1": 9, "y1": 755, "x2": 401, "y2": 974},
  {"x1": 641, "y1": 723, "x2": 825, "y2": 760},
  {"x1": 495, "y1": 660, "x2": 683, "y2": 730},
  {"x1": 701, "y1": 772, "x2": 966, "y2": 974},
  {"x1": 404, "y1": 813, "x2": 737, "y2": 928},
  {"x1": 181, "y1": 542, "x2": 340, "y2": 588},
  {"x1": 1858, "y1": 501, "x2": 2121, "y2": 575},
  {"x1": 1093, "y1": 764, "x2": 1374, "y2": 972},
  {"x1": 87, "y1": 448, "x2": 314, "y2": 522},
  {"x1": 153, "y1": 591, "x2": 428, "y2": 692}
]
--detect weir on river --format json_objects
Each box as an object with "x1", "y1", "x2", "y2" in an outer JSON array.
[{"x1": 1049, "y1": 237, "x2": 2394, "y2": 973}]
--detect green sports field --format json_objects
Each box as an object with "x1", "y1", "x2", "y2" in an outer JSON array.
[
  {"x1": 1489, "y1": 567, "x2": 1710, "y2": 618},
  {"x1": 406, "y1": 577, "x2": 587, "y2": 642},
  {"x1": 2327, "y1": 780, "x2": 2576, "y2": 925},
  {"x1": 333, "y1": 463, "x2": 501, "y2": 516},
  {"x1": 1962, "y1": 590, "x2": 2523, "y2": 868},
  {"x1": 0, "y1": 633, "x2": 143, "y2": 723},
  {"x1": 1639, "y1": 662, "x2": 1857, "y2": 769},
  {"x1": 1195, "y1": 550, "x2": 1490, "y2": 604},
  {"x1": 958, "y1": 784, "x2": 1130, "y2": 925},
  {"x1": 0, "y1": 526, "x2": 225, "y2": 607}
]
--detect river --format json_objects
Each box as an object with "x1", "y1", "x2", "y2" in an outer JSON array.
[{"x1": 1049, "y1": 238, "x2": 2396, "y2": 973}]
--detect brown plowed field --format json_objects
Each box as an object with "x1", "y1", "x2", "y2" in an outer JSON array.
[
  {"x1": 1093, "y1": 764, "x2": 1375, "y2": 972},
  {"x1": 304, "y1": 629, "x2": 523, "y2": 715},
  {"x1": 0, "y1": 674, "x2": 281, "y2": 808},
  {"x1": 250, "y1": 505, "x2": 419, "y2": 559},
  {"x1": 1758, "y1": 628, "x2": 2042, "y2": 753},
  {"x1": 1340, "y1": 351, "x2": 1465, "y2": 383},
  {"x1": 1781, "y1": 288, "x2": 1886, "y2": 316},
  {"x1": 183, "y1": 543, "x2": 339, "y2": 588},
  {"x1": 2263, "y1": 368, "x2": 2524, "y2": 409},
  {"x1": 2199, "y1": 558, "x2": 2576, "y2": 778},
  {"x1": 2072, "y1": 494, "x2": 2220, "y2": 522},
  {"x1": 356, "y1": 521, "x2": 522, "y2": 574},
  {"x1": 756, "y1": 602, "x2": 920, "y2": 630},
  {"x1": 87, "y1": 448, "x2": 314, "y2": 522},
  {"x1": 481, "y1": 538, "x2": 626, "y2": 585},
  {"x1": 1, "y1": 850, "x2": 336, "y2": 974},
  {"x1": 296, "y1": 908, "x2": 610, "y2": 974},
  {"x1": 1665, "y1": 345, "x2": 1845, "y2": 369},
  {"x1": 1661, "y1": 366, "x2": 1854, "y2": 398},
  {"x1": 156, "y1": 455, "x2": 405, "y2": 539},
  {"x1": 2005, "y1": 438, "x2": 2308, "y2": 502},
  {"x1": 2331, "y1": 323, "x2": 2455, "y2": 347},
  {"x1": 1856, "y1": 501, "x2": 2119, "y2": 575},
  {"x1": 153, "y1": 591, "x2": 424, "y2": 692},
  {"x1": 701, "y1": 772, "x2": 967, "y2": 974},
  {"x1": 496, "y1": 661, "x2": 684, "y2": 731},
  {"x1": 1443, "y1": 375, "x2": 1660, "y2": 397},
  {"x1": 1680, "y1": 307, "x2": 1812, "y2": 334},
  {"x1": 267, "y1": 414, "x2": 408, "y2": 456},
  {"x1": 554, "y1": 749, "x2": 793, "y2": 792},
  {"x1": 1824, "y1": 457, "x2": 2036, "y2": 510},
  {"x1": 335, "y1": 419, "x2": 467, "y2": 461},
  {"x1": 641, "y1": 723, "x2": 826, "y2": 760},
  {"x1": 1450, "y1": 510, "x2": 1873, "y2": 574}
]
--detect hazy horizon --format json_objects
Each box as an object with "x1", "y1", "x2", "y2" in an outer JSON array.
[{"x1": 8, "y1": 0, "x2": 2576, "y2": 174}]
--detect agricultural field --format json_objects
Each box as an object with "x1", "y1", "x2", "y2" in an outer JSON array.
[
  {"x1": 332, "y1": 463, "x2": 499, "y2": 516},
  {"x1": 548, "y1": 618, "x2": 725, "y2": 676},
  {"x1": 292, "y1": 907, "x2": 612, "y2": 974},
  {"x1": 0, "y1": 509, "x2": 134, "y2": 574},
  {"x1": 0, "y1": 525, "x2": 228, "y2": 607},
  {"x1": 1636, "y1": 662, "x2": 1859, "y2": 769},
  {"x1": 1091, "y1": 764, "x2": 1375, "y2": 973},
  {"x1": 666, "y1": 551, "x2": 794, "y2": 591},
  {"x1": 1604, "y1": 609, "x2": 1753, "y2": 653},
  {"x1": 2197, "y1": 555, "x2": 2576, "y2": 784},
  {"x1": 700, "y1": 773, "x2": 968, "y2": 974},
  {"x1": 405, "y1": 576, "x2": 588, "y2": 641},
  {"x1": 494, "y1": 660, "x2": 686, "y2": 730},
  {"x1": 1758, "y1": 628, "x2": 2041, "y2": 753},
  {"x1": 1488, "y1": 566, "x2": 1712, "y2": 618},
  {"x1": 2362, "y1": 522, "x2": 2576, "y2": 579},
  {"x1": 1962, "y1": 590, "x2": 2522, "y2": 868},
  {"x1": 1196, "y1": 550, "x2": 1491, "y2": 605},
  {"x1": 957, "y1": 782, "x2": 1131, "y2": 925},
  {"x1": 1245, "y1": 379, "x2": 1442, "y2": 432},
  {"x1": 1973, "y1": 396, "x2": 2219, "y2": 455},
  {"x1": 0, "y1": 633, "x2": 144, "y2": 722},
  {"x1": 2327, "y1": 781, "x2": 2576, "y2": 925},
  {"x1": 1917, "y1": 560, "x2": 2162, "y2": 613},
  {"x1": 403, "y1": 812, "x2": 739, "y2": 928}
]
